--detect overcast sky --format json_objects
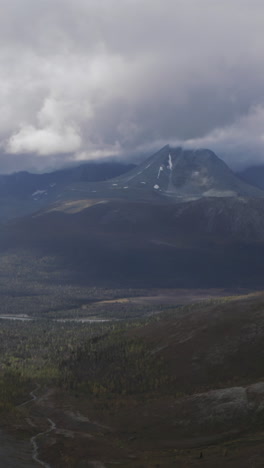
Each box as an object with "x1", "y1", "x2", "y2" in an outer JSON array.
[{"x1": 0, "y1": 0, "x2": 264, "y2": 172}]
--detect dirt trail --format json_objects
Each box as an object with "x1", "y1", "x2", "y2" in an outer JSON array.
[
  {"x1": 18, "y1": 384, "x2": 40, "y2": 408},
  {"x1": 20, "y1": 386, "x2": 108, "y2": 468},
  {"x1": 18, "y1": 386, "x2": 56, "y2": 467},
  {"x1": 31, "y1": 418, "x2": 56, "y2": 468}
]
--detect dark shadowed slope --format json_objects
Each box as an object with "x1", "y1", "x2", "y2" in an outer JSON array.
[{"x1": 2, "y1": 196, "x2": 264, "y2": 289}]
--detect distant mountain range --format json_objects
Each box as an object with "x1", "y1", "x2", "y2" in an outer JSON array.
[
  {"x1": 238, "y1": 165, "x2": 264, "y2": 190},
  {"x1": 0, "y1": 146, "x2": 264, "y2": 223},
  {"x1": 0, "y1": 161, "x2": 135, "y2": 222},
  {"x1": 61, "y1": 145, "x2": 262, "y2": 202},
  {"x1": 0, "y1": 161, "x2": 136, "y2": 198},
  {"x1": 1, "y1": 145, "x2": 264, "y2": 290}
]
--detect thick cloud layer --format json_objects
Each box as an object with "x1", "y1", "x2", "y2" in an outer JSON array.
[{"x1": 0, "y1": 0, "x2": 264, "y2": 172}]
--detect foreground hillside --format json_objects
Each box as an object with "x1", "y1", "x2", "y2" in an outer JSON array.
[{"x1": 2, "y1": 293, "x2": 264, "y2": 466}]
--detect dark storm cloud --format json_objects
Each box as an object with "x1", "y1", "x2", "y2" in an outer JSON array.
[{"x1": 0, "y1": 0, "x2": 264, "y2": 172}]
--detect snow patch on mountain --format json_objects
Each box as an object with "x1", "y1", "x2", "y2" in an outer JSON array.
[
  {"x1": 168, "y1": 154, "x2": 173, "y2": 171},
  {"x1": 32, "y1": 190, "x2": 47, "y2": 197},
  {"x1": 157, "y1": 166, "x2": 164, "y2": 179}
]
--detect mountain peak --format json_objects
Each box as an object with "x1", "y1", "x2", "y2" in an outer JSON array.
[
  {"x1": 62, "y1": 146, "x2": 264, "y2": 203},
  {"x1": 109, "y1": 146, "x2": 264, "y2": 200}
]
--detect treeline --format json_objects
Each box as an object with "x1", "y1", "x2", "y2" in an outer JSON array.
[
  {"x1": 0, "y1": 314, "x2": 173, "y2": 410},
  {"x1": 61, "y1": 331, "x2": 170, "y2": 397},
  {"x1": 0, "y1": 370, "x2": 31, "y2": 419}
]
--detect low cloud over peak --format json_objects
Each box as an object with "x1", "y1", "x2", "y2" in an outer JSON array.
[{"x1": 0, "y1": 0, "x2": 264, "y2": 172}]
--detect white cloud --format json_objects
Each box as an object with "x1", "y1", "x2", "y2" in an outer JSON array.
[
  {"x1": 0, "y1": 0, "x2": 264, "y2": 170},
  {"x1": 182, "y1": 105, "x2": 264, "y2": 169},
  {"x1": 7, "y1": 125, "x2": 81, "y2": 156}
]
